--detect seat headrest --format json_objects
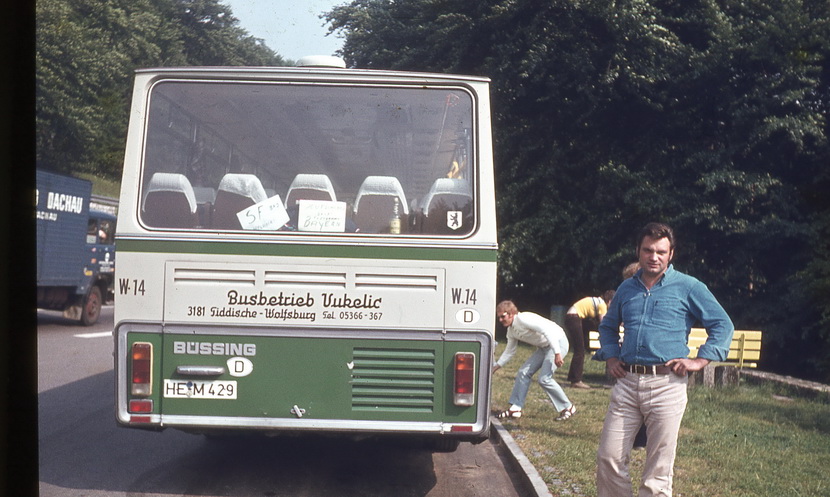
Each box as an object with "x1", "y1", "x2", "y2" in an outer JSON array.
[
  {"x1": 143, "y1": 172, "x2": 197, "y2": 213},
  {"x1": 217, "y1": 173, "x2": 268, "y2": 203},
  {"x1": 288, "y1": 174, "x2": 336, "y2": 200},
  {"x1": 354, "y1": 176, "x2": 409, "y2": 214},
  {"x1": 421, "y1": 178, "x2": 472, "y2": 211}
]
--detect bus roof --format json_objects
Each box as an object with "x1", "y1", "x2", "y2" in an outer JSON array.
[{"x1": 133, "y1": 66, "x2": 491, "y2": 84}]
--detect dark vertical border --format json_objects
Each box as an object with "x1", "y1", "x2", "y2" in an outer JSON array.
[{"x1": 3, "y1": 1, "x2": 37, "y2": 496}]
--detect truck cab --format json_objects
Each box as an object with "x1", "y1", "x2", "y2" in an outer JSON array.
[{"x1": 87, "y1": 211, "x2": 117, "y2": 301}]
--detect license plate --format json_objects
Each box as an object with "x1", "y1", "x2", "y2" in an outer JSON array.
[{"x1": 163, "y1": 379, "x2": 237, "y2": 399}]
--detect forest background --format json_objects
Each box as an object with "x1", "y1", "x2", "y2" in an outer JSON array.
[{"x1": 34, "y1": 0, "x2": 830, "y2": 382}]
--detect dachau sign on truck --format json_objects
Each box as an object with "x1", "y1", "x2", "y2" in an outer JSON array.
[{"x1": 113, "y1": 60, "x2": 498, "y2": 452}]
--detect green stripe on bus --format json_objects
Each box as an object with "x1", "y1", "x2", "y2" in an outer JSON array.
[{"x1": 116, "y1": 239, "x2": 498, "y2": 262}]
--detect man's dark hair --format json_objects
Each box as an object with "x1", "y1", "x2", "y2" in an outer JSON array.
[{"x1": 636, "y1": 222, "x2": 675, "y2": 252}]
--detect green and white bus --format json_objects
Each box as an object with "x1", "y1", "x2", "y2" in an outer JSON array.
[{"x1": 114, "y1": 60, "x2": 497, "y2": 450}]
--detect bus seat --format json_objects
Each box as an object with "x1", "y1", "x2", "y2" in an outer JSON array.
[
  {"x1": 141, "y1": 172, "x2": 199, "y2": 228},
  {"x1": 421, "y1": 178, "x2": 472, "y2": 233},
  {"x1": 285, "y1": 174, "x2": 337, "y2": 207},
  {"x1": 193, "y1": 186, "x2": 217, "y2": 205},
  {"x1": 192, "y1": 186, "x2": 217, "y2": 227},
  {"x1": 353, "y1": 176, "x2": 409, "y2": 233},
  {"x1": 211, "y1": 173, "x2": 268, "y2": 229}
]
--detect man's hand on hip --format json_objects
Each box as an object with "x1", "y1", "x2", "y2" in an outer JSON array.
[
  {"x1": 666, "y1": 357, "x2": 710, "y2": 376},
  {"x1": 606, "y1": 357, "x2": 626, "y2": 379}
]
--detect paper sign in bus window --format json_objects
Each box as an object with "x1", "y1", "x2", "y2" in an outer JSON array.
[
  {"x1": 298, "y1": 200, "x2": 347, "y2": 232},
  {"x1": 237, "y1": 195, "x2": 290, "y2": 231}
]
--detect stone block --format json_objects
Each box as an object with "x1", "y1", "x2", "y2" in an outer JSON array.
[
  {"x1": 702, "y1": 364, "x2": 716, "y2": 387},
  {"x1": 715, "y1": 365, "x2": 740, "y2": 386},
  {"x1": 687, "y1": 370, "x2": 703, "y2": 387}
]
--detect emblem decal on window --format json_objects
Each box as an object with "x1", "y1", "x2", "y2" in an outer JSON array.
[{"x1": 447, "y1": 211, "x2": 462, "y2": 230}]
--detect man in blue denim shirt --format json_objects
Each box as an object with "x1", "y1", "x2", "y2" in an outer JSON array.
[{"x1": 594, "y1": 222, "x2": 733, "y2": 497}]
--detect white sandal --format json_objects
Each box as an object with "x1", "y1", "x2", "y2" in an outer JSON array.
[
  {"x1": 555, "y1": 404, "x2": 576, "y2": 421},
  {"x1": 497, "y1": 409, "x2": 522, "y2": 419}
]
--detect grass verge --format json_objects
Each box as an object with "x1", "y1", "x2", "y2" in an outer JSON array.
[
  {"x1": 76, "y1": 172, "x2": 121, "y2": 198},
  {"x1": 491, "y1": 342, "x2": 830, "y2": 496}
]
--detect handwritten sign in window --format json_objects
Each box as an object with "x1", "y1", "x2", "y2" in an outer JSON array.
[
  {"x1": 237, "y1": 195, "x2": 290, "y2": 231},
  {"x1": 298, "y1": 200, "x2": 347, "y2": 232}
]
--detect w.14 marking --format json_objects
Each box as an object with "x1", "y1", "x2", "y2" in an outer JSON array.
[{"x1": 451, "y1": 288, "x2": 477, "y2": 305}]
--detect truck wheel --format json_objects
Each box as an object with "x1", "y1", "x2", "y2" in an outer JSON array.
[{"x1": 81, "y1": 286, "x2": 102, "y2": 326}]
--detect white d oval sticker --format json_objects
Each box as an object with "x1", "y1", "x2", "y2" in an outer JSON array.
[
  {"x1": 455, "y1": 308, "x2": 481, "y2": 325},
  {"x1": 227, "y1": 357, "x2": 254, "y2": 377}
]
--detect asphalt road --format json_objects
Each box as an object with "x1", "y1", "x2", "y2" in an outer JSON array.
[{"x1": 37, "y1": 306, "x2": 524, "y2": 496}]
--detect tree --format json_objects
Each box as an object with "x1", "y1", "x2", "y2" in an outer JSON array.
[
  {"x1": 174, "y1": 0, "x2": 279, "y2": 66},
  {"x1": 327, "y1": 0, "x2": 830, "y2": 380},
  {"x1": 36, "y1": 0, "x2": 285, "y2": 180}
]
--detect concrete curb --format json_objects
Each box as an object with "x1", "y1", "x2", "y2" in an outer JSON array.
[
  {"x1": 740, "y1": 369, "x2": 830, "y2": 397},
  {"x1": 490, "y1": 417, "x2": 554, "y2": 497}
]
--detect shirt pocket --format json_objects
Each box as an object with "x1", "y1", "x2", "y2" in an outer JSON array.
[{"x1": 649, "y1": 297, "x2": 687, "y2": 329}]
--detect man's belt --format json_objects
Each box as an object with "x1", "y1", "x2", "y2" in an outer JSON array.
[{"x1": 625, "y1": 364, "x2": 672, "y2": 375}]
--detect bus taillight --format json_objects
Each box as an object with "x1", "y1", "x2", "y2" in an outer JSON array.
[
  {"x1": 129, "y1": 399, "x2": 153, "y2": 413},
  {"x1": 453, "y1": 352, "x2": 475, "y2": 406},
  {"x1": 131, "y1": 342, "x2": 153, "y2": 396}
]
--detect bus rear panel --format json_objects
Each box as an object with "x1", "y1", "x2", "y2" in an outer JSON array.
[{"x1": 115, "y1": 66, "x2": 497, "y2": 448}]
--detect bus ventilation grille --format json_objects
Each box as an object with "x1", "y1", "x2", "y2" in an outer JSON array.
[{"x1": 350, "y1": 347, "x2": 436, "y2": 413}]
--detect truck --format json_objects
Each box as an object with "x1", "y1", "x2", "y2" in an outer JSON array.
[
  {"x1": 114, "y1": 60, "x2": 497, "y2": 451},
  {"x1": 36, "y1": 169, "x2": 116, "y2": 325}
]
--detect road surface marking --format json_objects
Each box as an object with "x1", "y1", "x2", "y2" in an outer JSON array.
[{"x1": 74, "y1": 331, "x2": 113, "y2": 339}]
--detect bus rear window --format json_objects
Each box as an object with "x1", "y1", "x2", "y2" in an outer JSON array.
[{"x1": 140, "y1": 81, "x2": 476, "y2": 236}]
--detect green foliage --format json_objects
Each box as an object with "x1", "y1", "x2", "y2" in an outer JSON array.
[
  {"x1": 174, "y1": 0, "x2": 279, "y2": 66},
  {"x1": 327, "y1": 0, "x2": 830, "y2": 380},
  {"x1": 76, "y1": 172, "x2": 121, "y2": 198},
  {"x1": 36, "y1": 0, "x2": 286, "y2": 181}
]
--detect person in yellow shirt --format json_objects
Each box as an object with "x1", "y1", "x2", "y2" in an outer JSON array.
[{"x1": 564, "y1": 291, "x2": 615, "y2": 389}]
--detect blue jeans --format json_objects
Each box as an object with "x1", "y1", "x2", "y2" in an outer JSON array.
[{"x1": 508, "y1": 339, "x2": 572, "y2": 412}]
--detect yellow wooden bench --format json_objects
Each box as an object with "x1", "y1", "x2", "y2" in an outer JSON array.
[{"x1": 588, "y1": 328, "x2": 762, "y2": 368}]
